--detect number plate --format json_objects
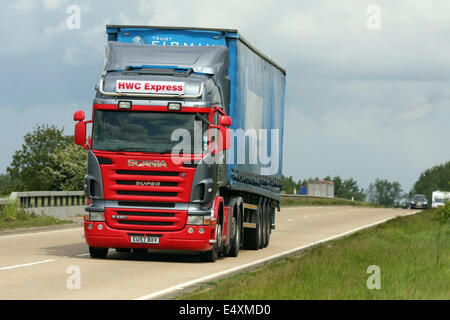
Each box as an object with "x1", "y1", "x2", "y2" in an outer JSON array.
[{"x1": 130, "y1": 236, "x2": 159, "y2": 244}]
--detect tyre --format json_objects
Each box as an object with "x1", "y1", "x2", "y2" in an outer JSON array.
[
  {"x1": 264, "y1": 201, "x2": 273, "y2": 248},
  {"x1": 227, "y1": 197, "x2": 242, "y2": 257},
  {"x1": 89, "y1": 246, "x2": 108, "y2": 259},
  {"x1": 228, "y1": 210, "x2": 241, "y2": 257},
  {"x1": 260, "y1": 198, "x2": 267, "y2": 249},
  {"x1": 200, "y1": 224, "x2": 221, "y2": 262}
]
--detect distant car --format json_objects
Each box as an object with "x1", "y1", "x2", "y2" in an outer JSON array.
[{"x1": 409, "y1": 194, "x2": 428, "y2": 209}]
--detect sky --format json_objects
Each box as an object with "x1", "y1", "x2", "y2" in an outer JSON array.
[{"x1": 1, "y1": 0, "x2": 449, "y2": 193}]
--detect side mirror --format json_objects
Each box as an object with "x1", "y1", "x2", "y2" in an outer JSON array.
[
  {"x1": 212, "y1": 114, "x2": 231, "y2": 155},
  {"x1": 219, "y1": 115, "x2": 232, "y2": 127},
  {"x1": 212, "y1": 126, "x2": 231, "y2": 155},
  {"x1": 74, "y1": 110, "x2": 88, "y2": 149},
  {"x1": 74, "y1": 110, "x2": 85, "y2": 122},
  {"x1": 220, "y1": 126, "x2": 231, "y2": 151},
  {"x1": 74, "y1": 122, "x2": 87, "y2": 148}
]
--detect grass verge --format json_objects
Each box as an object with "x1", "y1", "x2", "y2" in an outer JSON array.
[
  {"x1": 178, "y1": 209, "x2": 449, "y2": 300},
  {"x1": 0, "y1": 200, "x2": 73, "y2": 231}
]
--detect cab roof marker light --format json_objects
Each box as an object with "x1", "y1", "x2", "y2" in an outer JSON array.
[
  {"x1": 118, "y1": 101, "x2": 132, "y2": 109},
  {"x1": 168, "y1": 102, "x2": 182, "y2": 111}
]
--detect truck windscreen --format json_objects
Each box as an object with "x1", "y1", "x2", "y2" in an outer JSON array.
[{"x1": 92, "y1": 110, "x2": 207, "y2": 154}]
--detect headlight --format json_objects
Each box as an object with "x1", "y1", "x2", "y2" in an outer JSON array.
[
  {"x1": 187, "y1": 215, "x2": 211, "y2": 225},
  {"x1": 88, "y1": 211, "x2": 105, "y2": 221}
]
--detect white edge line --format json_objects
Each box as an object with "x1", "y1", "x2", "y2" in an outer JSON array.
[
  {"x1": 134, "y1": 211, "x2": 420, "y2": 300},
  {"x1": 0, "y1": 259, "x2": 56, "y2": 271},
  {"x1": 0, "y1": 227, "x2": 82, "y2": 239}
]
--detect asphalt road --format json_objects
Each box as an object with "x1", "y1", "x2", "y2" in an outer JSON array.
[{"x1": 0, "y1": 206, "x2": 418, "y2": 300}]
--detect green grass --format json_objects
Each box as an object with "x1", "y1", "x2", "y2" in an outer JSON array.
[
  {"x1": 281, "y1": 196, "x2": 380, "y2": 208},
  {"x1": 178, "y1": 209, "x2": 450, "y2": 300},
  {"x1": 0, "y1": 200, "x2": 73, "y2": 231}
]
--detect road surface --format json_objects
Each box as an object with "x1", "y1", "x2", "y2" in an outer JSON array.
[{"x1": 0, "y1": 206, "x2": 417, "y2": 299}]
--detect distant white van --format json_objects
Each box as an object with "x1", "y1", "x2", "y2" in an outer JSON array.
[{"x1": 432, "y1": 190, "x2": 450, "y2": 208}]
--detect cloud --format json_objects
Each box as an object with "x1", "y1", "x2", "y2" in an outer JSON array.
[
  {"x1": 43, "y1": 0, "x2": 65, "y2": 10},
  {"x1": 14, "y1": 0, "x2": 35, "y2": 10},
  {"x1": 44, "y1": 20, "x2": 67, "y2": 36}
]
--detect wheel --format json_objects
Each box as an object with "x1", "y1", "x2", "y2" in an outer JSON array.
[
  {"x1": 116, "y1": 248, "x2": 131, "y2": 253},
  {"x1": 263, "y1": 201, "x2": 272, "y2": 248},
  {"x1": 89, "y1": 246, "x2": 108, "y2": 259},
  {"x1": 257, "y1": 200, "x2": 264, "y2": 249},
  {"x1": 200, "y1": 224, "x2": 221, "y2": 262},
  {"x1": 227, "y1": 197, "x2": 242, "y2": 257},
  {"x1": 228, "y1": 212, "x2": 241, "y2": 257},
  {"x1": 244, "y1": 198, "x2": 262, "y2": 250},
  {"x1": 261, "y1": 198, "x2": 267, "y2": 249}
]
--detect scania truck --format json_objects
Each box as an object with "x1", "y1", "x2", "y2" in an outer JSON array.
[{"x1": 73, "y1": 25, "x2": 286, "y2": 262}]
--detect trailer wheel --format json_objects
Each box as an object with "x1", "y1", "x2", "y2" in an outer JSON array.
[
  {"x1": 263, "y1": 201, "x2": 272, "y2": 248},
  {"x1": 244, "y1": 198, "x2": 262, "y2": 250},
  {"x1": 261, "y1": 198, "x2": 268, "y2": 249},
  {"x1": 89, "y1": 246, "x2": 108, "y2": 259}
]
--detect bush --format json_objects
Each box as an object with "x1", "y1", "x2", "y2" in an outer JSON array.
[
  {"x1": 435, "y1": 201, "x2": 450, "y2": 225},
  {"x1": 1, "y1": 199, "x2": 18, "y2": 222}
]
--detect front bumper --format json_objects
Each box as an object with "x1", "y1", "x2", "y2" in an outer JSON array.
[
  {"x1": 411, "y1": 203, "x2": 427, "y2": 209},
  {"x1": 84, "y1": 221, "x2": 214, "y2": 252}
]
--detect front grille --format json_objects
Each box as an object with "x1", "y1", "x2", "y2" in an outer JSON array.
[
  {"x1": 182, "y1": 163, "x2": 198, "y2": 168},
  {"x1": 117, "y1": 201, "x2": 176, "y2": 208},
  {"x1": 120, "y1": 211, "x2": 175, "y2": 217},
  {"x1": 106, "y1": 208, "x2": 187, "y2": 231},
  {"x1": 116, "y1": 180, "x2": 178, "y2": 187},
  {"x1": 117, "y1": 220, "x2": 173, "y2": 226},
  {"x1": 99, "y1": 157, "x2": 197, "y2": 208},
  {"x1": 117, "y1": 190, "x2": 177, "y2": 197},
  {"x1": 116, "y1": 170, "x2": 179, "y2": 176}
]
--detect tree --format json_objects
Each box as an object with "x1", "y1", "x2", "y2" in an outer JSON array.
[
  {"x1": 332, "y1": 176, "x2": 343, "y2": 197},
  {"x1": 281, "y1": 175, "x2": 297, "y2": 194},
  {"x1": 0, "y1": 174, "x2": 11, "y2": 195},
  {"x1": 42, "y1": 143, "x2": 87, "y2": 191},
  {"x1": 335, "y1": 177, "x2": 366, "y2": 201},
  {"x1": 7, "y1": 125, "x2": 86, "y2": 191},
  {"x1": 367, "y1": 178, "x2": 403, "y2": 206},
  {"x1": 411, "y1": 161, "x2": 450, "y2": 202}
]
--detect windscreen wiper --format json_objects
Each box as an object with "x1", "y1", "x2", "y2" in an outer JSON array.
[{"x1": 195, "y1": 113, "x2": 210, "y2": 125}]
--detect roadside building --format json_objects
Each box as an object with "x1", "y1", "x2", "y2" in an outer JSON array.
[{"x1": 307, "y1": 180, "x2": 334, "y2": 198}]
